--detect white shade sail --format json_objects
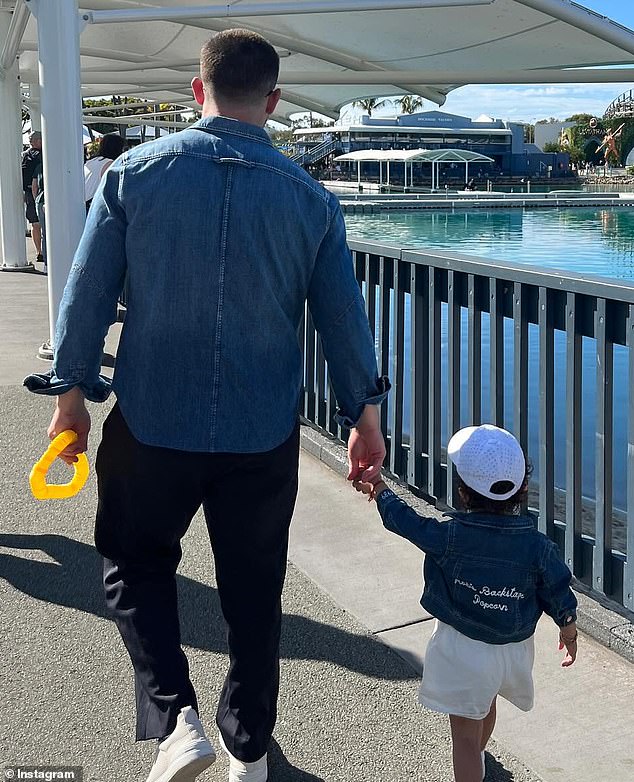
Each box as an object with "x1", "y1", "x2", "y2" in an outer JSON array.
[
  {"x1": 7, "y1": 0, "x2": 634, "y2": 124},
  {"x1": 334, "y1": 149, "x2": 494, "y2": 163}
]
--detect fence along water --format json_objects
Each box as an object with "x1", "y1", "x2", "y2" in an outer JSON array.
[{"x1": 300, "y1": 240, "x2": 634, "y2": 614}]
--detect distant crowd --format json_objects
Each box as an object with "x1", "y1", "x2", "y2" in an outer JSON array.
[{"x1": 21, "y1": 130, "x2": 126, "y2": 271}]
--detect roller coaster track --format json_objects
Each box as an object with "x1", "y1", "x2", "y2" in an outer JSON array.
[{"x1": 605, "y1": 89, "x2": 634, "y2": 120}]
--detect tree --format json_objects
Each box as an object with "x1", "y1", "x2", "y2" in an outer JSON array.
[
  {"x1": 543, "y1": 141, "x2": 561, "y2": 153},
  {"x1": 352, "y1": 97, "x2": 392, "y2": 116},
  {"x1": 565, "y1": 113, "x2": 594, "y2": 124},
  {"x1": 396, "y1": 95, "x2": 423, "y2": 114},
  {"x1": 535, "y1": 117, "x2": 560, "y2": 124}
]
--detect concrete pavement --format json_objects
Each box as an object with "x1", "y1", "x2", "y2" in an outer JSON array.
[{"x1": 2, "y1": 261, "x2": 633, "y2": 781}]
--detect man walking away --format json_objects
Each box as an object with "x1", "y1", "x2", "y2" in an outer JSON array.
[
  {"x1": 25, "y1": 29, "x2": 388, "y2": 782},
  {"x1": 21, "y1": 131, "x2": 43, "y2": 265}
]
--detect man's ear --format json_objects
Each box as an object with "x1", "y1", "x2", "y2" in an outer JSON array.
[
  {"x1": 265, "y1": 88, "x2": 282, "y2": 116},
  {"x1": 191, "y1": 76, "x2": 205, "y2": 106}
]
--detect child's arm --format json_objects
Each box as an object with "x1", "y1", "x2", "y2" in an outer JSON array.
[
  {"x1": 352, "y1": 478, "x2": 448, "y2": 558},
  {"x1": 558, "y1": 621, "x2": 578, "y2": 667},
  {"x1": 536, "y1": 541, "x2": 579, "y2": 667}
]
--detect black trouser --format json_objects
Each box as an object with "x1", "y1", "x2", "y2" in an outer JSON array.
[{"x1": 94, "y1": 404, "x2": 299, "y2": 762}]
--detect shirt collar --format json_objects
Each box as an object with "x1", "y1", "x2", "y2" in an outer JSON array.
[{"x1": 192, "y1": 115, "x2": 273, "y2": 146}]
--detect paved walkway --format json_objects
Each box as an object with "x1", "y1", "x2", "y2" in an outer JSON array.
[{"x1": 1, "y1": 262, "x2": 633, "y2": 782}]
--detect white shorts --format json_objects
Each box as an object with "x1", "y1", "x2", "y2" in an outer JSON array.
[{"x1": 419, "y1": 620, "x2": 535, "y2": 720}]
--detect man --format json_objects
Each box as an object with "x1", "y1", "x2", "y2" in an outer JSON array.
[
  {"x1": 21, "y1": 131, "x2": 43, "y2": 264},
  {"x1": 25, "y1": 29, "x2": 388, "y2": 782},
  {"x1": 31, "y1": 156, "x2": 46, "y2": 270}
]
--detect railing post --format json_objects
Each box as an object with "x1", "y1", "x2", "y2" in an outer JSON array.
[
  {"x1": 489, "y1": 278, "x2": 505, "y2": 426},
  {"x1": 389, "y1": 260, "x2": 406, "y2": 477},
  {"x1": 538, "y1": 286, "x2": 555, "y2": 537},
  {"x1": 427, "y1": 267, "x2": 442, "y2": 500},
  {"x1": 626, "y1": 304, "x2": 634, "y2": 612},
  {"x1": 447, "y1": 269, "x2": 461, "y2": 506},
  {"x1": 408, "y1": 262, "x2": 427, "y2": 489},
  {"x1": 565, "y1": 292, "x2": 583, "y2": 576},
  {"x1": 468, "y1": 273, "x2": 482, "y2": 425}
]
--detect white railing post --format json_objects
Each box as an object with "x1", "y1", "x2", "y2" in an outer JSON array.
[
  {"x1": 0, "y1": 11, "x2": 29, "y2": 271},
  {"x1": 28, "y1": 0, "x2": 86, "y2": 354}
]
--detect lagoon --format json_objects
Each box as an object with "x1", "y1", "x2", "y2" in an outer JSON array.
[{"x1": 344, "y1": 207, "x2": 634, "y2": 520}]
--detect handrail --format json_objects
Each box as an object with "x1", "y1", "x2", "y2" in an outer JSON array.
[{"x1": 300, "y1": 239, "x2": 634, "y2": 615}]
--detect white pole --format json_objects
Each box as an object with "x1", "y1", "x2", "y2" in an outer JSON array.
[
  {"x1": 465, "y1": 160, "x2": 469, "y2": 186},
  {"x1": 32, "y1": 0, "x2": 86, "y2": 352},
  {"x1": 387, "y1": 160, "x2": 390, "y2": 188},
  {"x1": 0, "y1": 11, "x2": 29, "y2": 271},
  {"x1": 27, "y1": 79, "x2": 41, "y2": 131},
  {"x1": 357, "y1": 160, "x2": 361, "y2": 190}
]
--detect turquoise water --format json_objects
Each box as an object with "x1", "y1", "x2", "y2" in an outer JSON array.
[
  {"x1": 344, "y1": 207, "x2": 634, "y2": 281},
  {"x1": 343, "y1": 207, "x2": 634, "y2": 521}
]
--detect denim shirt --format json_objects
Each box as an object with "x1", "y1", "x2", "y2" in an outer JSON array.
[
  {"x1": 376, "y1": 488, "x2": 577, "y2": 644},
  {"x1": 24, "y1": 116, "x2": 389, "y2": 452}
]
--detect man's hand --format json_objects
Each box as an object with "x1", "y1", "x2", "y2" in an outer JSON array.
[
  {"x1": 558, "y1": 623, "x2": 578, "y2": 668},
  {"x1": 347, "y1": 404, "x2": 386, "y2": 483},
  {"x1": 47, "y1": 387, "x2": 90, "y2": 465}
]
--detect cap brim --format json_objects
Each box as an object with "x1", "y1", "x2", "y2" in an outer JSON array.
[{"x1": 447, "y1": 426, "x2": 479, "y2": 468}]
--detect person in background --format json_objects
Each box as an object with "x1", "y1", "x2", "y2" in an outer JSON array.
[
  {"x1": 353, "y1": 424, "x2": 578, "y2": 782},
  {"x1": 84, "y1": 133, "x2": 126, "y2": 212},
  {"x1": 31, "y1": 157, "x2": 46, "y2": 272},
  {"x1": 21, "y1": 131, "x2": 43, "y2": 265}
]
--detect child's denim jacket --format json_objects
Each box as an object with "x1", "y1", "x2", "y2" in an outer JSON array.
[{"x1": 376, "y1": 488, "x2": 577, "y2": 645}]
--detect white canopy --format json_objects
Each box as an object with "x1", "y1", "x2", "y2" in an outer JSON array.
[
  {"x1": 3, "y1": 0, "x2": 634, "y2": 349},
  {"x1": 334, "y1": 149, "x2": 432, "y2": 163},
  {"x1": 8, "y1": 0, "x2": 634, "y2": 124},
  {"x1": 334, "y1": 149, "x2": 494, "y2": 163}
]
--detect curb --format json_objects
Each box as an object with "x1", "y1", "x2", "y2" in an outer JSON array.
[{"x1": 299, "y1": 422, "x2": 634, "y2": 666}]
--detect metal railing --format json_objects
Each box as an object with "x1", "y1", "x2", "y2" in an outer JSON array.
[
  {"x1": 300, "y1": 240, "x2": 634, "y2": 614},
  {"x1": 290, "y1": 138, "x2": 340, "y2": 167}
]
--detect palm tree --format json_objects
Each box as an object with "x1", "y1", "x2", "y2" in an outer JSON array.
[
  {"x1": 352, "y1": 97, "x2": 393, "y2": 117},
  {"x1": 396, "y1": 95, "x2": 424, "y2": 115}
]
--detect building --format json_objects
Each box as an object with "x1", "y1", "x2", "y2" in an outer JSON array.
[{"x1": 292, "y1": 111, "x2": 569, "y2": 178}]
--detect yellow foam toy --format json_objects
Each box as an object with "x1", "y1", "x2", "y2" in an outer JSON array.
[{"x1": 29, "y1": 430, "x2": 89, "y2": 500}]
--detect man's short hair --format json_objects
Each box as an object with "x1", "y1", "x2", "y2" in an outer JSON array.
[
  {"x1": 200, "y1": 29, "x2": 279, "y2": 104},
  {"x1": 30, "y1": 131, "x2": 42, "y2": 142}
]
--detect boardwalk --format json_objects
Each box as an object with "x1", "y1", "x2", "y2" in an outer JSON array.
[{"x1": 1, "y1": 265, "x2": 633, "y2": 782}]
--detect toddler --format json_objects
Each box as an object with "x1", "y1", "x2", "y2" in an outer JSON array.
[{"x1": 353, "y1": 424, "x2": 578, "y2": 782}]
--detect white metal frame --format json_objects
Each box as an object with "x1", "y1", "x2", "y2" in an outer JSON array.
[
  {"x1": 81, "y1": 0, "x2": 494, "y2": 25},
  {"x1": 28, "y1": 0, "x2": 86, "y2": 349}
]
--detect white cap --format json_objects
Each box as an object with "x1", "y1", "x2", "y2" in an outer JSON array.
[{"x1": 447, "y1": 424, "x2": 526, "y2": 501}]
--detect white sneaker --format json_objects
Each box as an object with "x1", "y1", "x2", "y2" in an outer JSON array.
[
  {"x1": 218, "y1": 731, "x2": 267, "y2": 782},
  {"x1": 146, "y1": 706, "x2": 216, "y2": 782}
]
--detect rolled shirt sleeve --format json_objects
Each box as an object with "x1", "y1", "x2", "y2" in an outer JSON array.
[
  {"x1": 307, "y1": 195, "x2": 390, "y2": 427},
  {"x1": 23, "y1": 161, "x2": 127, "y2": 402}
]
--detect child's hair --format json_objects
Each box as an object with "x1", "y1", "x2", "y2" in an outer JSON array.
[{"x1": 457, "y1": 461, "x2": 533, "y2": 515}]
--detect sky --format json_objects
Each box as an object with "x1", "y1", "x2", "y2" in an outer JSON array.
[{"x1": 333, "y1": 0, "x2": 634, "y2": 126}]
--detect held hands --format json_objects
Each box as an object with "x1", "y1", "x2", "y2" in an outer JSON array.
[
  {"x1": 558, "y1": 623, "x2": 578, "y2": 667},
  {"x1": 352, "y1": 477, "x2": 387, "y2": 502},
  {"x1": 346, "y1": 405, "x2": 386, "y2": 485}
]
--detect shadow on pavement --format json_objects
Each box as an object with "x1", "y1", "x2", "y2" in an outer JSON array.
[
  {"x1": 269, "y1": 739, "x2": 326, "y2": 781},
  {"x1": 0, "y1": 532, "x2": 416, "y2": 682},
  {"x1": 485, "y1": 752, "x2": 515, "y2": 782}
]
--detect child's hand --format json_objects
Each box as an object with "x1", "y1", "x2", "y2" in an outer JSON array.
[
  {"x1": 352, "y1": 478, "x2": 387, "y2": 502},
  {"x1": 558, "y1": 625, "x2": 578, "y2": 667}
]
